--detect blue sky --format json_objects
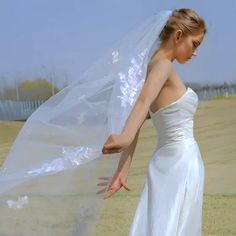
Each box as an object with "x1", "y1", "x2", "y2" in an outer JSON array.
[{"x1": 0, "y1": 0, "x2": 236, "y2": 87}]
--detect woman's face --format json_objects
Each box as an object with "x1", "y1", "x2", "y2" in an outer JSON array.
[{"x1": 174, "y1": 31, "x2": 205, "y2": 64}]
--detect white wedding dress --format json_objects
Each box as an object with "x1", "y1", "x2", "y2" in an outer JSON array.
[{"x1": 128, "y1": 87, "x2": 205, "y2": 236}]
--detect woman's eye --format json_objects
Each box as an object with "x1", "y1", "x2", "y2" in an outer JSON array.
[{"x1": 192, "y1": 42, "x2": 198, "y2": 48}]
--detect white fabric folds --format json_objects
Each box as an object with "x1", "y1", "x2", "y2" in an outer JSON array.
[{"x1": 0, "y1": 10, "x2": 172, "y2": 235}]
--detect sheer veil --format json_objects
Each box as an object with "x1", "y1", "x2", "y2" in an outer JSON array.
[{"x1": 0, "y1": 10, "x2": 172, "y2": 235}]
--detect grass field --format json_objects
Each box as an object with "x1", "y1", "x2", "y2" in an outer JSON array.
[{"x1": 0, "y1": 96, "x2": 236, "y2": 235}]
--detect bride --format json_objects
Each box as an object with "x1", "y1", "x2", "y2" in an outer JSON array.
[
  {"x1": 0, "y1": 8, "x2": 206, "y2": 236},
  {"x1": 101, "y1": 8, "x2": 206, "y2": 236}
]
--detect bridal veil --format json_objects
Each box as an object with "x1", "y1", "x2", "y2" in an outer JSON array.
[{"x1": 0, "y1": 10, "x2": 172, "y2": 235}]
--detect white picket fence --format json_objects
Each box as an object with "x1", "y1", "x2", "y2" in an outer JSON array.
[{"x1": 0, "y1": 100, "x2": 45, "y2": 120}]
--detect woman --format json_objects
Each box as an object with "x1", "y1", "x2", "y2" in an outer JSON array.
[
  {"x1": 100, "y1": 8, "x2": 207, "y2": 235},
  {"x1": 0, "y1": 8, "x2": 206, "y2": 236}
]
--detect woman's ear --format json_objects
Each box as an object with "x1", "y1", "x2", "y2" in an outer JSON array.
[{"x1": 174, "y1": 29, "x2": 183, "y2": 43}]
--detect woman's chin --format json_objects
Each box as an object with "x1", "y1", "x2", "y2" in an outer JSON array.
[{"x1": 177, "y1": 59, "x2": 187, "y2": 64}]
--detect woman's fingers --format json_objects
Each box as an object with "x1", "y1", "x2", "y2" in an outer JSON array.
[
  {"x1": 97, "y1": 176, "x2": 113, "y2": 195},
  {"x1": 102, "y1": 134, "x2": 128, "y2": 155},
  {"x1": 98, "y1": 177, "x2": 111, "y2": 181},
  {"x1": 102, "y1": 183, "x2": 131, "y2": 199},
  {"x1": 103, "y1": 143, "x2": 116, "y2": 149},
  {"x1": 97, "y1": 174, "x2": 130, "y2": 199},
  {"x1": 104, "y1": 188, "x2": 117, "y2": 199},
  {"x1": 122, "y1": 182, "x2": 131, "y2": 191},
  {"x1": 102, "y1": 147, "x2": 115, "y2": 154},
  {"x1": 102, "y1": 138, "x2": 115, "y2": 151},
  {"x1": 97, "y1": 182, "x2": 108, "y2": 186},
  {"x1": 96, "y1": 187, "x2": 107, "y2": 194},
  {"x1": 96, "y1": 183, "x2": 113, "y2": 194},
  {"x1": 102, "y1": 147, "x2": 122, "y2": 154}
]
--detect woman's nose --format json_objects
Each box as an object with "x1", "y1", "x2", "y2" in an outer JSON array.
[{"x1": 192, "y1": 50, "x2": 198, "y2": 56}]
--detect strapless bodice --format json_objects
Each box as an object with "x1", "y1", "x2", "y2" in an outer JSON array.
[{"x1": 149, "y1": 87, "x2": 199, "y2": 148}]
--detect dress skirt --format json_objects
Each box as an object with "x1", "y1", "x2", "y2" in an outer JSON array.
[{"x1": 128, "y1": 138, "x2": 205, "y2": 236}]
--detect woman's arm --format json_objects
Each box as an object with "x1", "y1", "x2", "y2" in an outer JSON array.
[
  {"x1": 116, "y1": 111, "x2": 150, "y2": 174},
  {"x1": 102, "y1": 59, "x2": 172, "y2": 154},
  {"x1": 122, "y1": 59, "x2": 172, "y2": 142},
  {"x1": 116, "y1": 125, "x2": 140, "y2": 174},
  {"x1": 98, "y1": 113, "x2": 149, "y2": 199}
]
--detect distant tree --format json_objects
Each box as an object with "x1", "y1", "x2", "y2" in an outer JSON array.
[
  {"x1": 2, "y1": 87, "x2": 17, "y2": 100},
  {"x1": 18, "y1": 78, "x2": 60, "y2": 100}
]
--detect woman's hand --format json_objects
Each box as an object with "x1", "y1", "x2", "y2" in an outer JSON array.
[
  {"x1": 102, "y1": 133, "x2": 132, "y2": 154},
  {"x1": 96, "y1": 171, "x2": 131, "y2": 199}
]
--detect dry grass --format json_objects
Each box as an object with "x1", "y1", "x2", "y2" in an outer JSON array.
[{"x1": 0, "y1": 96, "x2": 236, "y2": 235}]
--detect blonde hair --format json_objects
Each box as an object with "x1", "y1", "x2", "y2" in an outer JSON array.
[{"x1": 159, "y1": 8, "x2": 207, "y2": 43}]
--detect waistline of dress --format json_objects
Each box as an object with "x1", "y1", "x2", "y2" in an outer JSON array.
[{"x1": 155, "y1": 137, "x2": 197, "y2": 151}]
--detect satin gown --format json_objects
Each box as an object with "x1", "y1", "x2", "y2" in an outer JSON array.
[{"x1": 128, "y1": 87, "x2": 205, "y2": 236}]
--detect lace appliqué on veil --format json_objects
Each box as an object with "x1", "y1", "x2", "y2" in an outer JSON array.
[{"x1": 117, "y1": 48, "x2": 148, "y2": 107}]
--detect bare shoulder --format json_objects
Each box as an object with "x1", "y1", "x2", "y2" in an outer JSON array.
[
  {"x1": 147, "y1": 58, "x2": 173, "y2": 77},
  {"x1": 138, "y1": 58, "x2": 173, "y2": 105}
]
